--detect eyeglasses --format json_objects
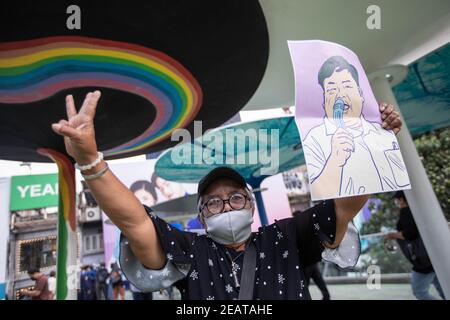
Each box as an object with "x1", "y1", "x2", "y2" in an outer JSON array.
[{"x1": 200, "y1": 192, "x2": 251, "y2": 218}]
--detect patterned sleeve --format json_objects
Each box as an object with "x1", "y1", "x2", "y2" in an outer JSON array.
[
  {"x1": 292, "y1": 200, "x2": 360, "y2": 268},
  {"x1": 119, "y1": 205, "x2": 194, "y2": 292}
]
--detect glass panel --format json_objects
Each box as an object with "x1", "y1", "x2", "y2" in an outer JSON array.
[
  {"x1": 84, "y1": 236, "x2": 91, "y2": 252},
  {"x1": 99, "y1": 234, "x2": 104, "y2": 250},
  {"x1": 18, "y1": 237, "x2": 57, "y2": 273},
  {"x1": 92, "y1": 235, "x2": 97, "y2": 251}
]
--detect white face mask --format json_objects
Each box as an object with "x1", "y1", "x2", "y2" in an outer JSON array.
[{"x1": 204, "y1": 208, "x2": 253, "y2": 245}]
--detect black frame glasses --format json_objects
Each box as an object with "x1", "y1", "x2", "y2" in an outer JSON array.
[{"x1": 200, "y1": 192, "x2": 251, "y2": 218}]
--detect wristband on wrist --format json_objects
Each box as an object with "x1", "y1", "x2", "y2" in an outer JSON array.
[
  {"x1": 75, "y1": 152, "x2": 103, "y2": 171},
  {"x1": 81, "y1": 163, "x2": 109, "y2": 181}
]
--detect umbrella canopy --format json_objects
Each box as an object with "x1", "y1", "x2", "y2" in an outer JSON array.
[
  {"x1": 0, "y1": 0, "x2": 269, "y2": 162},
  {"x1": 155, "y1": 116, "x2": 303, "y2": 183},
  {"x1": 392, "y1": 43, "x2": 450, "y2": 136},
  {"x1": 151, "y1": 193, "x2": 199, "y2": 216}
]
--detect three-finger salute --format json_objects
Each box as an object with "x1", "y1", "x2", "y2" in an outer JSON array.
[{"x1": 51, "y1": 90, "x2": 102, "y2": 165}]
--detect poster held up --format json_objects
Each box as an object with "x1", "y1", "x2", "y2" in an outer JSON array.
[{"x1": 288, "y1": 40, "x2": 410, "y2": 201}]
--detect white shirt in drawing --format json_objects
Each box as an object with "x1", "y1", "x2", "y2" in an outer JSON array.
[{"x1": 303, "y1": 116, "x2": 410, "y2": 197}]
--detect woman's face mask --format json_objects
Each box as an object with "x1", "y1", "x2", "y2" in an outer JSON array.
[{"x1": 204, "y1": 208, "x2": 253, "y2": 245}]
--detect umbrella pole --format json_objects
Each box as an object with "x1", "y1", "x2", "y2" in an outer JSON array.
[
  {"x1": 37, "y1": 149, "x2": 78, "y2": 300},
  {"x1": 248, "y1": 178, "x2": 269, "y2": 226}
]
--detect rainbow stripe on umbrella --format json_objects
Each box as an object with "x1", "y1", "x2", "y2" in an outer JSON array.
[
  {"x1": 0, "y1": 36, "x2": 203, "y2": 157},
  {"x1": 37, "y1": 148, "x2": 77, "y2": 300}
]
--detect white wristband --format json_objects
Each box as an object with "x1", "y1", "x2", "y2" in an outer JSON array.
[{"x1": 75, "y1": 152, "x2": 103, "y2": 171}]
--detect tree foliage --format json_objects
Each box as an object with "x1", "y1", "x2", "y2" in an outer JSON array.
[{"x1": 414, "y1": 127, "x2": 450, "y2": 217}]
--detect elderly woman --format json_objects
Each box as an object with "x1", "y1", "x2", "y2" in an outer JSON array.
[{"x1": 52, "y1": 90, "x2": 403, "y2": 299}]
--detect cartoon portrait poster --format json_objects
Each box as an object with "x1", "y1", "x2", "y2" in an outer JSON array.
[{"x1": 288, "y1": 40, "x2": 411, "y2": 201}]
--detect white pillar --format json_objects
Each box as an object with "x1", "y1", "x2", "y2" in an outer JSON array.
[{"x1": 370, "y1": 67, "x2": 450, "y2": 299}]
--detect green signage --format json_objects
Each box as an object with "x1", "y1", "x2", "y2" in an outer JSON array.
[{"x1": 10, "y1": 174, "x2": 58, "y2": 211}]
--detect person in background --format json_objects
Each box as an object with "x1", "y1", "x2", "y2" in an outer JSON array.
[
  {"x1": 110, "y1": 264, "x2": 126, "y2": 300},
  {"x1": 80, "y1": 265, "x2": 96, "y2": 300},
  {"x1": 22, "y1": 268, "x2": 52, "y2": 300},
  {"x1": 130, "y1": 283, "x2": 153, "y2": 300},
  {"x1": 47, "y1": 270, "x2": 57, "y2": 300},
  {"x1": 95, "y1": 263, "x2": 110, "y2": 300},
  {"x1": 304, "y1": 263, "x2": 330, "y2": 300},
  {"x1": 386, "y1": 191, "x2": 445, "y2": 300}
]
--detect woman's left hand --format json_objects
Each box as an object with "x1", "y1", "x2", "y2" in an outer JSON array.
[{"x1": 380, "y1": 103, "x2": 402, "y2": 135}]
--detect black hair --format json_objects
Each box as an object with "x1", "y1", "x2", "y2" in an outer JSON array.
[
  {"x1": 129, "y1": 180, "x2": 158, "y2": 202},
  {"x1": 393, "y1": 191, "x2": 406, "y2": 200},
  {"x1": 27, "y1": 267, "x2": 40, "y2": 274},
  {"x1": 292, "y1": 210, "x2": 302, "y2": 217},
  {"x1": 318, "y1": 55, "x2": 359, "y2": 90},
  {"x1": 49, "y1": 271, "x2": 56, "y2": 277}
]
